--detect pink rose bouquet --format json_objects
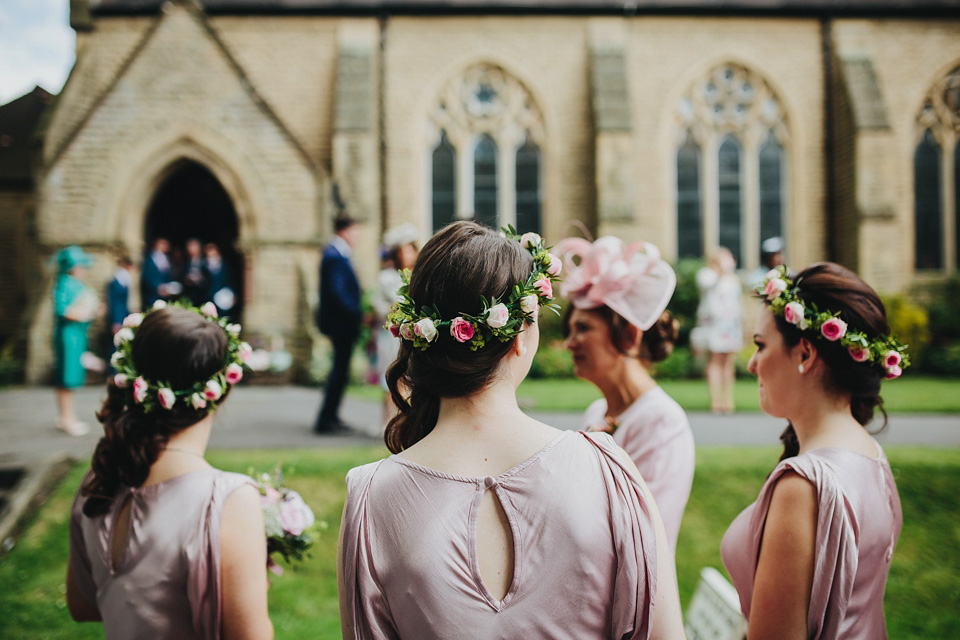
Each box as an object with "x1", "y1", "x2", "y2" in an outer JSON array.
[{"x1": 257, "y1": 466, "x2": 324, "y2": 576}]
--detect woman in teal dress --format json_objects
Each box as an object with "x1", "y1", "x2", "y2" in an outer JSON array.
[{"x1": 53, "y1": 245, "x2": 99, "y2": 436}]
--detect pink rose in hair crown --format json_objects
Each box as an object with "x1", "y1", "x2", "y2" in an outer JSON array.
[
  {"x1": 885, "y1": 365, "x2": 902, "y2": 380},
  {"x1": 204, "y1": 379, "x2": 223, "y2": 401},
  {"x1": 114, "y1": 373, "x2": 128, "y2": 388},
  {"x1": 225, "y1": 363, "x2": 244, "y2": 384},
  {"x1": 486, "y1": 303, "x2": 510, "y2": 328},
  {"x1": 764, "y1": 278, "x2": 788, "y2": 300},
  {"x1": 848, "y1": 345, "x2": 871, "y2": 362},
  {"x1": 200, "y1": 302, "x2": 218, "y2": 317},
  {"x1": 399, "y1": 323, "x2": 415, "y2": 340},
  {"x1": 238, "y1": 341, "x2": 252, "y2": 361},
  {"x1": 883, "y1": 350, "x2": 902, "y2": 368},
  {"x1": 389, "y1": 324, "x2": 400, "y2": 337},
  {"x1": 450, "y1": 317, "x2": 475, "y2": 343},
  {"x1": 520, "y1": 232, "x2": 542, "y2": 249},
  {"x1": 820, "y1": 317, "x2": 847, "y2": 341},
  {"x1": 534, "y1": 276, "x2": 553, "y2": 299},
  {"x1": 157, "y1": 387, "x2": 175, "y2": 410},
  {"x1": 546, "y1": 253, "x2": 562, "y2": 276},
  {"x1": 783, "y1": 301, "x2": 805, "y2": 326},
  {"x1": 133, "y1": 376, "x2": 148, "y2": 404}
]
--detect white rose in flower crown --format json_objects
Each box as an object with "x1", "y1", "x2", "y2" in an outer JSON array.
[
  {"x1": 486, "y1": 303, "x2": 510, "y2": 328},
  {"x1": 226, "y1": 323, "x2": 241, "y2": 337},
  {"x1": 122, "y1": 313, "x2": 143, "y2": 328},
  {"x1": 204, "y1": 379, "x2": 223, "y2": 401},
  {"x1": 765, "y1": 268, "x2": 781, "y2": 281},
  {"x1": 238, "y1": 341, "x2": 252, "y2": 361},
  {"x1": 110, "y1": 351, "x2": 122, "y2": 367},
  {"x1": 113, "y1": 327, "x2": 134, "y2": 348},
  {"x1": 520, "y1": 232, "x2": 541, "y2": 249},
  {"x1": 520, "y1": 295, "x2": 539, "y2": 315},
  {"x1": 414, "y1": 318, "x2": 438, "y2": 342},
  {"x1": 152, "y1": 300, "x2": 167, "y2": 310},
  {"x1": 190, "y1": 393, "x2": 208, "y2": 410},
  {"x1": 157, "y1": 387, "x2": 176, "y2": 410},
  {"x1": 114, "y1": 373, "x2": 128, "y2": 388}
]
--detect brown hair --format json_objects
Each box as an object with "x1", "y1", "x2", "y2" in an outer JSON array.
[
  {"x1": 562, "y1": 305, "x2": 678, "y2": 363},
  {"x1": 80, "y1": 307, "x2": 231, "y2": 516},
  {"x1": 384, "y1": 221, "x2": 533, "y2": 453},
  {"x1": 771, "y1": 262, "x2": 889, "y2": 461}
]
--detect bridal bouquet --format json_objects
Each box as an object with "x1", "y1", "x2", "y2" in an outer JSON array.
[{"x1": 256, "y1": 466, "x2": 321, "y2": 575}]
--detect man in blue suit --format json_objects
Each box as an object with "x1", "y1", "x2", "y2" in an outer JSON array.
[
  {"x1": 315, "y1": 216, "x2": 363, "y2": 434},
  {"x1": 140, "y1": 237, "x2": 172, "y2": 309}
]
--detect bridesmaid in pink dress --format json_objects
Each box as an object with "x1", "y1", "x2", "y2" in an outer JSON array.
[
  {"x1": 66, "y1": 305, "x2": 273, "y2": 640},
  {"x1": 556, "y1": 236, "x2": 695, "y2": 553},
  {"x1": 721, "y1": 263, "x2": 906, "y2": 639},
  {"x1": 338, "y1": 222, "x2": 686, "y2": 639}
]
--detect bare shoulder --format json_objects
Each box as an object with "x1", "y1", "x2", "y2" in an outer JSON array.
[
  {"x1": 222, "y1": 483, "x2": 263, "y2": 524},
  {"x1": 769, "y1": 471, "x2": 817, "y2": 510}
]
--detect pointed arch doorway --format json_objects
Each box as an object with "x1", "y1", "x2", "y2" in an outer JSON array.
[{"x1": 143, "y1": 160, "x2": 244, "y2": 321}]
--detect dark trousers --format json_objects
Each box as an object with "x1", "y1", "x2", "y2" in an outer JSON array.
[{"x1": 316, "y1": 333, "x2": 356, "y2": 430}]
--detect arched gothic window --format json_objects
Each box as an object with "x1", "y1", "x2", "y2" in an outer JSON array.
[
  {"x1": 676, "y1": 132, "x2": 702, "y2": 258},
  {"x1": 432, "y1": 132, "x2": 456, "y2": 232},
  {"x1": 675, "y1": 64, "x2": 789, "y2": 269},
  {"x1": 428, "y1": 64, "x2": 546, "y2": 233},
  {"x1": 915, "y1": 65, "x2": 960, "y2": 271}
]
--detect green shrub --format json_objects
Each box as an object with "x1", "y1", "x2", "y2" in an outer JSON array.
[
  {"x1": 529, "y1": 341, "x2": 574, "y2": 379},
  {"x1": 924, "y1": 343, "x2": 960, "y2": 376},
  {"x1": 653, "y1": 345, "x2": 703, "y2": 379},
  {"x1": 668, "y1": 258, "x2": 705, "y2": 347},
  {"x1": 882, "y1": 294, "x2": 930, "y2": 368}
]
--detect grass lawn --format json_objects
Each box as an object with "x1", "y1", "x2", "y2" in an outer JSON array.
[
  {"x1": 349, "y1": 374, "x2": 960, "y2": 413},
  {"x1": 1, "y1": 447, "x2": 957, "y2": 639}
]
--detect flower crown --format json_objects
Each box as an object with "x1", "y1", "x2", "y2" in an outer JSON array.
[
  {"x1": 385, "y1": 228, "x2": 562, "y2": 351},
  {"x1": 110, "y1": 300, "x2": 252, "y2": 413},
  {"x1": 758, "y1": 265, "x2": 910, "y2": 379}
]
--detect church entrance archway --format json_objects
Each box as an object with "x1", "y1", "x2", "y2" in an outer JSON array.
[{"x1": 143, "y1": 160, "x2": 244, "y2": 321}]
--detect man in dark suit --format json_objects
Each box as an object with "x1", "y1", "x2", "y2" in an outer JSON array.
[
  {"x1": 315, "y1": 216, "x2": 363, "y2": 434},
  {"x1": 140, "y1": 237, "x2": 173, "y2": 309}
]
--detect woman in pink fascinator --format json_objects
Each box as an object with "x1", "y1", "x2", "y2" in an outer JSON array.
[{"x1": 557, "y1": 236, "x2": 695, "y2": 552}]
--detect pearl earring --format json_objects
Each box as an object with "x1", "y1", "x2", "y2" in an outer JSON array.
[
  {"x1": 798, "y1": 364, "x2": 805, "y2": 374},
  {"x1": 520, "y1": 343, "x2": 528, "y2": 356}
]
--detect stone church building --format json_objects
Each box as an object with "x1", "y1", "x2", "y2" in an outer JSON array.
[{"x1": 5, "y1": 0, "x2": 960, "y2": 382}]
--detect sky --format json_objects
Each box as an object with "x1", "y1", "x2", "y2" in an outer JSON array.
[{"x1": 0, "y1": 0, "x2": 75, "y2": 104}]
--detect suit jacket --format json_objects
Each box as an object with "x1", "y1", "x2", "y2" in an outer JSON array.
[
  {"x1": 107, "y1": 276, "x2": 129, "y2": 327},
  {"x1": 318, "y1": 242, "x2": 361, "y2": 339},
  {"x1": 140, "y1": 252, "x2": 169, "y2": 308}
]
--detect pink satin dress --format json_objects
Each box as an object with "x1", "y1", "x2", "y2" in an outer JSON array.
[
  {"x1": 69, "y1": 469, "x2": 254, "y2": 639},
  {"x1": 340, "y1": 430, "x2": 658, "y2": 640},
  {"x1": 721, "y1": 443, "x2": 902, "y2": 639},
  {"x1": 583, "y1": 386, "x2": 695, "y2": 552}
]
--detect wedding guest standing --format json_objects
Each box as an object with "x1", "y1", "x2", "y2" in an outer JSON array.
[
  {"x1": 140, "y1": 237, "x2": 173, "y2": 309},
  {"x1": 181, "y1": 238, "x2": 209, "y2": 307},
  {"x1": 314, "y1": 216, "x2": 362, "y2": 434},
  {"x1": 693, "y1": 246, "x2": 743, "y2": 413},
  {"x1": 722, "y1": 263, "x2": 906, "y2": 639},
  {"x1": 107, "y1": 255, "x2": 133, "y2": 335},
  {"x1": 67, "y1": 304, "x2": 272, "y2": 640},
  {"x1": 338, "y1": 222, "x2": 685, "y2": 640},
  {"x1": 203, "y1": 243, "x2": 236, "y2": 320},
  {"x1": 369, "y1": 223, "x2": 419, "y2": 430},
  {"x1": 53, "y1": 245, "x2": 100, "y2": 436},
  {"x1": 558, "y1": 236, "x2": 695, "y2": 553}
]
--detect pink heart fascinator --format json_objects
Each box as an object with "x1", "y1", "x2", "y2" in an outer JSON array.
[{"x1": 554, "y1": 236, "x2": 676, "y2": 331}]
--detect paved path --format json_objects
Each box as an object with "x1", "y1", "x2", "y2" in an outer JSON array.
[{"x1": 2, "y1": 385, "x2": 958, "y2": 464}]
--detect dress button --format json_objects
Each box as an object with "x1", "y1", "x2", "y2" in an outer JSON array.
[{"x1": 484, "y1": 476, "x2": 497, "y2": 489}]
